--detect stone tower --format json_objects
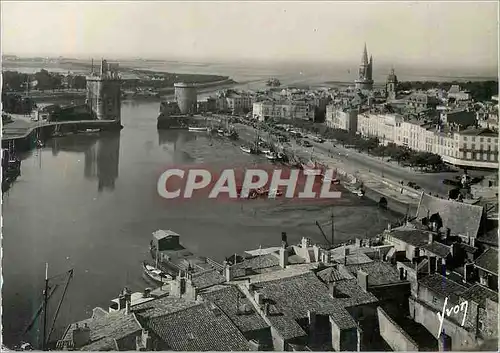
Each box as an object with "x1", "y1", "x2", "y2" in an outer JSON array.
[
  {"x1": 354, "y1": 43, "x2": 374, "y2": 91},
  {"x1": 86, "y1": 59, "x2": 122, "y2": 122},
  {"x1": 386, "y1": 67, "x2": 398, "y2": 101}
]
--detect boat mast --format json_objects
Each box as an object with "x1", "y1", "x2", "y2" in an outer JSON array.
[
  {"x1": 42, "y1": 263, "x2": 49, "y2": 351},
  {"x1": 331, "y1": 208, "x2": 335, "y2": 246}
]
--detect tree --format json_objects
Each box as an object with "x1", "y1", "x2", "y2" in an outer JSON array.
[{"x1": 73, "y1": 75, "x2": 87, "y2": 90}]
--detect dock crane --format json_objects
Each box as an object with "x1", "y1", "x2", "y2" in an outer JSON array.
[{"x1": 315, "y1": 207, "x2": 335, "y2": 249}]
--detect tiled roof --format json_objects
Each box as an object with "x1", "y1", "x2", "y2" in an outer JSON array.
[
  {"x1": 145, "y1": 302, "x2": 250, "y2": 351},
  {"x1": 201, "y1": 285, "x2": 269, "y2": 333},
  {"x1": 332, "y1": 279, "x2": 379, "y2": 308},
  {"x1": 388, "y1": 229, "x2": 430, "y2": 247},
  {"x1": 477, "y1": 228, "x2": 499, "y2": 246},
  {"x1": 254, "y1": 272, "x2": 375, "y2": 338},
  {"x1": 231, "y1": 253, "x2": 280, "y2": 278},
  {"x1": 474, "y1": 248, "x2": 498, "y2": 275},
  {"x1": 415, "y1": 194, "x2": 484, "y2": 237},
  {"x1": 346, "y1": 261, "x2": 404, "y2": 286},
  {"x1": 460, "y1": 284, "x2": 498, "y2": 308},
  {"x1": 59, "y1": 311, "x2": 142, "y2": 351},
  {"x1": 190, "y1": 269, "x2": 226, "y2": 290},
  {"x1": 132, "y1": 296, "x2": 198, "y2": 319},
  {"x1": 422, "y1": 242, "x2": 451, "y2": 259},
  {"x1": 317, "y1": 265, "x2": 354, "y2": 283},
  {"x1": 418, "y1": 273, "x2": 467, "y2": 303}
]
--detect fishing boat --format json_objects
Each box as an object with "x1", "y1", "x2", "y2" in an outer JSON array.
[
  {"x1": 142, "y1": 261, "x2": 172, "y2": 284},
  {"x1": 84, "y1": 128, "x2": 100, "y2": 134},
  {"x1": 265, "y1": 151, "x2": 277, "y2": 160},
  {"x1": 217, "y1": 129, "x2": 225, "y2": 136},
  {"x1": 188, "y1": 126, "x2": 208, "y2": 132},
  {"x1": 240, "y1": 145, "x2": 252, "y2": 154}
]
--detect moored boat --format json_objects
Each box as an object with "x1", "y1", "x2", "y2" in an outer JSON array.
[
  {"x1": 142, "y1": 261, "x2": 172, "y2": 285},
  {"x1": 188, "y1": 126, "x2": 209, "y2": 132},
  {"x1": 265, "y1": 151, "x2": 277, "y2": 160},
  {"x1": 240, "y1": 145, "x2": 252, "y2": 154}
]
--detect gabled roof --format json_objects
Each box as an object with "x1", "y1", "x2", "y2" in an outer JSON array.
[
  {"x1": 415, "y1": 194, "x2": 484, "y2": 237},
  {"x1": 387, "y1": 228, "x2": 430, "y2": 247},
  {"x1": 474, "y1": 248, "x2": 498, "y2": 276},
  {"x1": 422, "y1": 242, "x2": 451, "y2": 259},
  {"x1": 190, "y1": 269, "x2": 226, "y2": 290},
  {"x1": 145, "y1": 302, "x2": 250, "y2": 351},
  {"x1": 418, "y1": 273, "x2": 467, "y2": 304},
  {"x1": 346, "y1": 261, "x2": 405, "y2": 286},
  {"x1": 153, "y1": 229, "x2": 179, "y2": 240},
  {"x1": 460, "y1": 284, "x2": 498, "y2": 308},
  {"x1": 58, "y1": 310, "x2": 142, "y2": 351},
  {"x1": 201, "y1": 285, "x2": 269, "y2": 333}
]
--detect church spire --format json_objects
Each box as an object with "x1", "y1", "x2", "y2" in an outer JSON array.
[{"x1": 361, "y1": 43, "x2": 369, "y2": 65}]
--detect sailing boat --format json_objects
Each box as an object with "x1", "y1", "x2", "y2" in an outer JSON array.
[
  {"x1": 143, "y1": 247, "x2": 172, "y2": 284},
  {"x1": 23, "y1": 264, "x2": 74, "y2": 350}
]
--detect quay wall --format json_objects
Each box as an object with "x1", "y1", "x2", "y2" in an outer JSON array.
[
  {"x1": 207, "y1": 116, "x2": 417, "y2": 216},
  {"x1": 2, "y1": 120, "x2": 123, "y2": 151}
]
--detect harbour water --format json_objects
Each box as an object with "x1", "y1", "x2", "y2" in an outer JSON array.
[{"x1": 1, "y1": 101, "x2": 402, "y2": 348}]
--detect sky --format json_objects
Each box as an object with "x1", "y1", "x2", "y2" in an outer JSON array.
[{"x1": 1, "y1": 1, "x2": 498, "y2": 70}]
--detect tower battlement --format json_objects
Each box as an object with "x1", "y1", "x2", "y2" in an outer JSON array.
[{"x1": 86, "y1": 59, "x2": 122, "y2": 122}]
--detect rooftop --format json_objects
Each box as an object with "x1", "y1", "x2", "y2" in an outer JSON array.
[
  {"x1": 190, "y1": 269, "x2": 226, "y2": 290},
  {"x1": 415, "y1": 193, "x2": 484, "y2": 237},
  {"x1": 132, "y1": 296, "x2": 198, "y2": 320},
  {"x1": 474, "y1": 248, "x2": 498, "y2": 276},
  {"x1": 201, "y1": 285, "x2": 269, "y2": 333},
  {"x1": 460, "y1": 284, "x2": 498, "y2": 308},
  {"x1": 387, "y1": 228, "x2": 430, "y2": 247},
  {"x1": 58, "y1": 310, "x2": 142, "y2": 351},
  {"x1": 145, "y1": 302, "x2": 250, "y2": 351},
  {"x1": 346, "y1": 261, "x2": 405, "y2": 286},
  {"x1": 153, "y1": 229, "x2": 180, "y2": 240},
  {"x1": 422, "y1": 242, "x2": 451, "y2": 259},
  {"x1": 418, "y1": 273, "x2": 467, "y2": 303},
  {"x1": 459, "y1": 127, "x2": 498, "y2": 137}
]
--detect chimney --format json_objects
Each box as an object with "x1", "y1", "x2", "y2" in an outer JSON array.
[
  {"x1": 118, "y1": 294, "x2": 126, "y2": 310},
  {"x1": 464, "y1": 262, "x2": 473, "y2": 283},
  {"x1": 355, "y1": 238, "x2": 361, "y2": 247},
  {"x1": 450, "y1": 243, "x2": 459, "y2": 258},
  {"x1": 428, "y1": 256, "x2": 437, "y2": 274},
  {"x1": 225, "y1": 265, "x2": 234, "y2": 282},
  {"x1": 136, "y1": 329, "x2": 152, "y2": 351},
  {"x1": 399, "y1": 267, "x2": 405, "y2": 280},
  {"x1": 357, "y1": 270, "x2": 368, "y2": 291},
  {"x1": 301, "y1": 237, "x2": 309, "y2": 249},
  {"x1": 124, "y1": 289, "x2": 131, "y2": 314},
  {"x1": 329, "y1": 282, "x2": 337, "y2": 297},
  {"x1": 254, "y1": 291, "x2": 263, "y2": 305},
  {"x1": 142, "y1": 288, "x2": 151, "y2": 298},
  {"x1": 279, "y1": 247, "x2": 288, "y2": 268},
  {"x1": 313, "y1": 245, "x2": 320, "y2": 262},
  {"x1": 281, "y1": 232, "x2": 288, "y2": 247},
  {"x1": 344, "y1": 247, "x2": 350, "y2": 265},
  {"x1": 428, "y1": 233, "x2": 434, "y2": 244},
  {"x1": 263, "y1": 303, "x2": 270, "y2": 316},
  {"x1": 72, "y1": 323, "x2": 91, "y2": 348},
  {"x1": 308, "y1": 310, "x2": 317, "y2": 342},
  {"x1": 387, "y1": 223, "x2": 392, "y2": 231}
]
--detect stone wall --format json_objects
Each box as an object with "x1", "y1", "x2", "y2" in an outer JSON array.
[{"x1": 377, "y1": 307, "x2": 419, "y2": 351}]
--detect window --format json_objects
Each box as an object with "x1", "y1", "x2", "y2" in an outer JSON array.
[
  {"x1": 464, "y1": 137, "x2": 468, "y2": 141},
  {"x1": 478, "y1": 319, "x2": 484, "y2": 331},
  {"x1": 480, "y1": 137, "x2": 484, "y2": 142},
  {"x1": 471, "y1": 144, "x2": 476, "y2": 150},
  {"x1": 487, "y1": 138, "x2": 491, "y2": 142},
  {"x1": 472, "y1": 137, "x2": 476, "y2": 142},
  {"x1": 432, "y1": 297, "x2": 438, "y2": 304}
]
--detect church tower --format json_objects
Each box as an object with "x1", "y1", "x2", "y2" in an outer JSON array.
[
  {"x1": 354, "y1": 43, "x2": 374, "y2": 91},
  {"x1": 386, "y1": 67, "x2": 398, "y2": 101}
]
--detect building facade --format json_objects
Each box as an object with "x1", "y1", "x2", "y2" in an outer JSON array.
[
  {"x1": 252, "y1": 101, "x2": 315, "y2": 121},
  {"x1": 86, "y1": 59, "x2": 121, "y2": 122},
  {"x1": 325, "y1": 105, "x2": 358, "y2": 133},
  {"x1": 386, "y1": 68, "x2": 398, "y2": 101},
  {"x1": 354, "y1": 44, "x2": 374, "y2": 91}
]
